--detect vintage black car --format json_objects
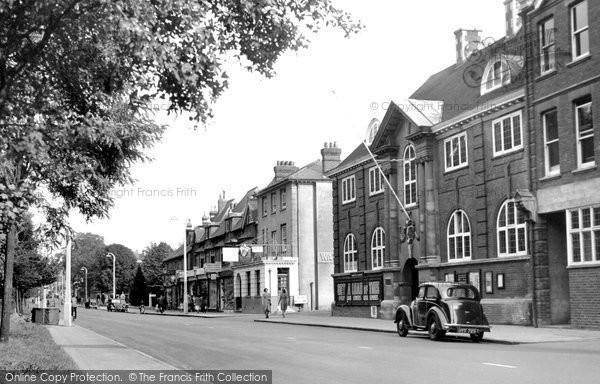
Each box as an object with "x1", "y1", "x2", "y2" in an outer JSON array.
[{"x1": 394, "y1": 282, "x2": 490, "y2": 342}]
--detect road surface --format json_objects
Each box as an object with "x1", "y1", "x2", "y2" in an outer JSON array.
[{"x1": 75, "y1": 309, "x2": 600, "y2": 384}]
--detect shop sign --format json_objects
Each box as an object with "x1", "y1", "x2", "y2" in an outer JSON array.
[
  {"x1": 318, "y1": 252, "x2": 334, "y2": 263},
  {"x1": 204, "y1": 262, "x2": 222, "y2": 273},
  {"x1": 335, "y1": 275, "x2": 383, "y2": 306}
]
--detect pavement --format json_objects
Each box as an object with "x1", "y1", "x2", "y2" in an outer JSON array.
[
  {"x1": 47, "y1": 324, "x2": 177, "y2": 369},
  {"x1": 46, "y1": 308, "x2": 600, "y2": 370},
  {"x1": 254, "y1": 310, "x2": 600, "y2": 344}
]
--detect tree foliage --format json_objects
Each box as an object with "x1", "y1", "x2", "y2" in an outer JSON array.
[
  {"x1": 141, "y1": 242, "x2": 172, "y2": 293},
  {"x1": 0, "y1": 0, "x2": 360, "y2": 342},
  {"x1": 104, "y1": 243, "x2": 137, "y2": 296},
  {"x1": 129, "y1": 265, "x2": 146, "y2": 306}
]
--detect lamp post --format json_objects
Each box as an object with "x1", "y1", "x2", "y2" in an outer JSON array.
[
  {"x1": 63, "y1": 232, "x2": 73, "y2": 327},
  {"x1": 80, "y1": 267, "x2": 88, "y2": 304},
  {"x1": 183, "y1": 219, "x2": 193, "y2": 314},
  {"x1": 106, "y1": 253, "x2": 116, "y2": 299}
]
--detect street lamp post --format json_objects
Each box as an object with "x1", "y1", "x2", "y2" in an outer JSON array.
[
  {"x1": 106, "y1": 253, "x2": 116, "y2": 299},
  {"x1": 63, "y1": 233, "x2": 73, "y2": 327},
  {"x1": 80, "y1": 267, "x2": 88, "y2": 305},
  {"x1": 183, "y1": 219, "x2": 193, "y2": 314}
]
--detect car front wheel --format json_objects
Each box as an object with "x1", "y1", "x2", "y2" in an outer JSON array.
[
  {"x1": 470, "y1": 331, "x2": 484, "y2": 343},
  {"x1": 396, "y1": 313, "x2": 409, "y2": 337},
  {"x1": 428, "y1": 316, "x2": 446, "y2": 341}
]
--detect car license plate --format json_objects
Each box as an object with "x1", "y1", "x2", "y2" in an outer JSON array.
[{"x1": 458, "y1": 328, "x2": 478, "y2": 334}]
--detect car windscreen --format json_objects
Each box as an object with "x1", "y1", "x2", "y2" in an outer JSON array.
[{"x1": 446, "y1": 287, "x2": 478, "y2": 299}]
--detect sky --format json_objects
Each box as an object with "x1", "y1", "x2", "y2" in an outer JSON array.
[{"x1": 68, "y1": 0, "x2": 506, "y2": 253}]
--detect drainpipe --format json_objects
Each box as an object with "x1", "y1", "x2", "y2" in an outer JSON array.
[
  {"x1": 310, "y1": 282, "x2": 314, "y2": 311},
  {"x1": 522, "y1": 7, "x2": 538, "y2": 328},
  {"x1": 313, "y1": 183, "x2": 319, "y2": 310}
]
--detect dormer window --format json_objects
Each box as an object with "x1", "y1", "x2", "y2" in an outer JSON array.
[{"x1": 482, "y1": 59, "x2": 510, "y2": 94}]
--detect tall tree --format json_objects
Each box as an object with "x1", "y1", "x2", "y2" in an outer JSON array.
[
  {"x1": 141, "y1": 242, "x2": 172, "y2": 294},
  {"x1": 104, "y1": 244, "x2": 137, "y2": 298},
  {"x1": 69, "y1": 232, "x2": 106, "y2": 297},
  {"x1": 13, "y1": 216, "x2": 60, "y2": 313},
  {"x1": 0, "y1": 215, "x2": 60, "y2": 313},
  {"x1": 0, "y1": 0, "x2": 359, "y2": 342},
  {"x1": 129, "y1": 265, "x2": 146, "y2": 306}
]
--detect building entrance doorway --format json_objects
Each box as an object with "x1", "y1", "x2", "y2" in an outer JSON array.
[
  {"x1": 401, "y1": 258, "x2": 419, "y2": 303},
  {"x1": 235, "y1": 274, "x2": 242, "y2": 311},
  {"x1": 545, "y1": 212, "x2": 571, "y2": 325},
  {"x1": 277, "y1": 268, "x2": 289, "y2": 294}
]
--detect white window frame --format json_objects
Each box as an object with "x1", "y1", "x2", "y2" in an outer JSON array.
[
  {"x1": 481, "y1": 58, "x2": 511, "y2": 95},
  {"x1": 543, "y1": 109, "x2": 560, "y2": 176},
  {"x1": 492, "y1": 110, "x2": 523, "y2": 156},
  {"x1": 539, "y1": 17, "x2": 556, "y2": 75},
  {"x1": 571, "y1": 0, "x2": 590, "y2": 61},
  {"x1": 575, "y1": 99, "x2": 595, "y2": 169},
  {"x1": 341, "y1": 175, "x2": 356, "y2": 204},
  {"x1": 271, "y1": 192, "x2": 277, "y2": 213},
  {"x1": 497, "y1": 199, "x2": 528, "y2": 257},
  {"x1": 368, "y1": 167, "x2": 384, "y2": 196},
  {"x1": 280, "y1": 188, "x2": 286, "y2": 210},
  {"x1": 447, "y1": 210, "x2": 472, "y2": 262},
  {"x1": 403, "y1": 146, "x2": 417, "y2": 207},
  {"x1": 444, "y1": 132, "x2": 468, "y2": 172},
  {"x1": 261, "y1": 196, "x2": 267, "y2": 216},
  {"x1": 343, "y1": 234, "x2": 358, "y2": 272},
  {"x1": 567, "y1": 206, "x2": 600, "y2": 266},
  {"x1": 371, "y1": 227, "x2": 385, "y2": 270}
]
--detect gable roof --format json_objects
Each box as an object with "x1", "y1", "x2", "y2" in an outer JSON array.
[
  {"x1": 327, "y1": 143, "x2": 371, "y2": 177},
  {"x1": 164, "y1": 244, "x2": 184, "y2": 262}
]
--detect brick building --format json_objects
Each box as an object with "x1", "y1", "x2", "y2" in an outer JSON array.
[
  {"x1": 330, "y1": 1, "x2": 539, "y2": 324},
  {"x1": 328, "y1": 107, "x2": 440, "y2": 320},
  {"x1": 523, "y1": 0, "x2": 600, "y2": 328}
]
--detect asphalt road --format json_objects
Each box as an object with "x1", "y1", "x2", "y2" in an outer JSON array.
[{"x1": 75, "y1": 309, "x2": 600, "y2": 384}]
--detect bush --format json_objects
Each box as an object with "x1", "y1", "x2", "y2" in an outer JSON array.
[{"x1": 0, "y1": 316, "x2": 77, "y2": 370}]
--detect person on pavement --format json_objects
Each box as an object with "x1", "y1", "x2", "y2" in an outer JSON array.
[
  {"x1": 71, "y1": 295, "x2": 78, "y2": 320},
  {"x1": 262, "y1": 288, "x2": 271, "y2": 318},
  {"x1": 278, "y1": 288, "x2": 288, "y2": 318}
]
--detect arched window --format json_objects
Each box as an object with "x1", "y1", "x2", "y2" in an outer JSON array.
[
  {"x1": 371, "y1": 227, "x2": 385, "y2": 270},
  {"x1": 497, "y1": 199, "x2": 528, "y2": 256},
  {"x1": 366, "y1": 118, "x2": 380, "y2": 145},
  {"x1": 480, "y1": 55, "x2": 523, "y2": 95},
  {"x1": 343, "y1": 234, "x2": 358, "y2": 272},
  {"x1": 403, "y1": 145, "x2": 417, "y2": 206},
  {"x1": 447, "y1": 210, "x2": 472, "y2": 261}
]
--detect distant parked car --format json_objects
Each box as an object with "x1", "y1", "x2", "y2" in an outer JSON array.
[
  {"x1": 394, "y1": 282, "x2": 490, "y2": 342},
  {"x1": 108, "y1": 299, "x2": 129, "y2": 312}
]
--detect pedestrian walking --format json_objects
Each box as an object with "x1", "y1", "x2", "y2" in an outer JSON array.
[
  {"x1": 158, "y1": 295, "x2": 166, "y2": 314},
  {"x1": 101, "y1": 293, "x2": 106, "y2": 305},
  {"x1": 71, "y1": 295, "x2": 78, "y2": 320},
  {"x1": 200, "y1": 296, "x2": 207, "y2": 313},
  {"x1": 278, "y1": 288, "x2": 288, "y2": 318},
  {"x1": 261, "y1": 288, "x2": 271, "y2": 318},
  {"x1": 193, "y1": 295, "x2": 201, "y2": 313}
]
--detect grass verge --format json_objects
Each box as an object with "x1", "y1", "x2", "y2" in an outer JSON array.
[{"x1": 0, "y1": 316, "x2": 77, "y2": 370}]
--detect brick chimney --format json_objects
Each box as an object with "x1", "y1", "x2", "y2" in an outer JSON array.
[
  {"x1": 321, "y1": 142, "x2": 342, "y2": 173},
  {"x1": 455, "y1": 28, "x2": 482, "y2": 65},
  {"x1": 273, "y1": 161, "x2": 299, "y2": 181},
  {"x1": 504, "y1": 0, "x2": 534, "y2": 37}
]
